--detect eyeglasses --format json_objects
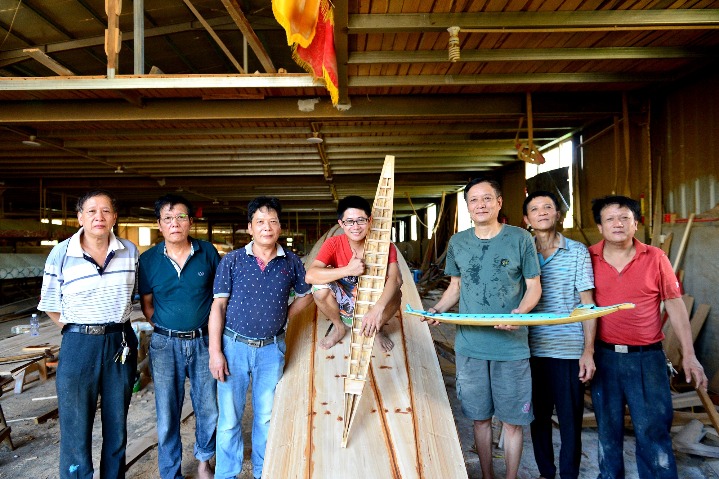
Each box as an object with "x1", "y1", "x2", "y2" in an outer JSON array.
[
  {"x1": 161, "y1": 213, "x2": 190, "y2": 224},
  {"x1": 341, "y1": 217, "x2": 369, "y2": 227}
]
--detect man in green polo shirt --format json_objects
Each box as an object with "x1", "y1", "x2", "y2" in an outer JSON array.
[{"x1": 139, "y1": 194, "x2": 220, "y2": 479}]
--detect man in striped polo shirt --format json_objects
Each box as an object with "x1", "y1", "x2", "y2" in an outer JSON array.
[
  {"x1": 523, "y1": 191, "x2": 595, "y2": 479},
  {"x1": 39, "y1": 190, "x2": 139, "y2": 479}
]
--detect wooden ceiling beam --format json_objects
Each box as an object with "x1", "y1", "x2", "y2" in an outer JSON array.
[
  {"x1": 86, "y1": 148, "x2": 319, "y2": 157},
  {"x1": 349, "y1": 72, "x2": 666, "y2": 87},
  {"x1": 23, "y1": 49, "x2": 76, "y2": 76},
  {"x1": 348, "y1": 10, "x2": 719, "y2": 34},
  {"x1": 0, "y1": 94, "x2": 623, "y2": 123},
  {"x1": 65, "y1": 138, "x2": 317, "y2": 148},
  {"x1": 0, "y1": 74, "x2": 319, "y2": 90},
  {"x1": 333, "y1": 0, "x2": 349, "y2": 106},
  {"x1": 220, "y1": 0, "x2": 276, "y2": 73},
  {"x1": 5, "y1": 172, "x2": 478, "y2": 189},
  {"x1": 0, "y1": 71, "x2": 663, "y2": 91},
  {"x1": 349, "y1": 47, "x2": 716, "y2": 64},
  {"x1": 42, "y1": 127, "x2": 312, "y2": 138},
  {"x1": 39, "y1": 124, "x2": 571, "y2": 139}
]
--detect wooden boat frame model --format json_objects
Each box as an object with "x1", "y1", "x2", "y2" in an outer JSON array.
[
  {"x1": 342, "y1": 154, "x2": 395, "y2": 447},
  {"x1": 404, "y1": 302, "x2": 635, "y2": 326}
]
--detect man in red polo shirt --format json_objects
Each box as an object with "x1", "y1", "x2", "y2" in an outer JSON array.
[{"x1": 589, "y1": 195, "x2": 707, "y2": 479}]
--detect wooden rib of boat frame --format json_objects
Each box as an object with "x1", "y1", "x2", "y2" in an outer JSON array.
[{"x1": 341, "y1": 155, "x2": 395, "y2": 448}]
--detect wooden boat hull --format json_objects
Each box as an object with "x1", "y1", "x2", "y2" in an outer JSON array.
[
  {"x1": 262, "y1": 226, "x2": 468, "y2": 479},
  {"x1": 404, "y1": 303, "x2": 635, "y2": 326}
]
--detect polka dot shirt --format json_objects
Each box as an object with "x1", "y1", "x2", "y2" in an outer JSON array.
[{"x1": 213, "y1": 242, "x2": 310, "y2": 339}]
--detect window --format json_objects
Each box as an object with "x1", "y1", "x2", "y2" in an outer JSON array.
[
  {"x1": 525, "y1": 140, "x2": 574, "y2": 229},
  {"x1": 410, "y1": 215, "x2": 418, "y2": 241},
  {"x1": 426, "y1": 204, "x2": 436, "y2": 239},
  {"x1": 41, "y1": 218, "x2": 63, "y2": 225},
  {"x1": 139, "y1": 227, "x2": 152, "y2": 246},
  {"x1": 398, "y1": 220, "x2": 405, "y2": 242}
]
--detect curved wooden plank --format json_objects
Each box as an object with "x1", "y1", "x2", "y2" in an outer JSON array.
[{"x1": 404, "y1": 303, "x2": 635, "y2": 326}]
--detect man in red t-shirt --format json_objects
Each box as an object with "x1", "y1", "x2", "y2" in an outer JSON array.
[
  {"x1": 305, "y1": 196, "x2": 402, "y2": 351},
  {"x1": 589, "y1": 195, "x2": 707, "y2": 479}
]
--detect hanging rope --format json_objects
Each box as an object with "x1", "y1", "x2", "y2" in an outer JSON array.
[{"x1": 404, "y1": 191, "x2": 447, "y2": 237}]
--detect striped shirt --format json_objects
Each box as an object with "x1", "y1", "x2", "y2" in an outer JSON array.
[
  {"x1": 529, "y1": 234, "x2": 594, "y2": 359},
  {"x1": 38, "y1": 227, "x2": 138, "y2": 324}
]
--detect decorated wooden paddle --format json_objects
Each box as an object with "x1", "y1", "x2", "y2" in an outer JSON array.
[{"x1": 404, "y1": 303, "x2": 635, "y2": 326}]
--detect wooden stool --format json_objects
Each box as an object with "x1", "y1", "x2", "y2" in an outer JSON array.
[{"x1": 0, "y1": 375, "x2": 14, "y2": 450}]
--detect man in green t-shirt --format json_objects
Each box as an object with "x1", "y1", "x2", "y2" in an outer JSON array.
[{"x1": 424, "y1": 177, "x2": 541, "y2": 479}]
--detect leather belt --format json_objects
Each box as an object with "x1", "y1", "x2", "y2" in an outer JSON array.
[
  {"x1": 154, "y1": 325, "x2": 208, "y2": 340},
  {"x1": 223, "y1": 327, "x2": 284, "y2": 348},
  {"x1": 597, "y1": 340, "x2": 663, "y2": 354},
  {"x1": 63, "y1": 322, "x2": 128, "y2": 335}
]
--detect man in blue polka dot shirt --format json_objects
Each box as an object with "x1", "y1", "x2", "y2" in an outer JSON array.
[{"x1": 208, "y1": 196, "x2": 313, "y2": 479}]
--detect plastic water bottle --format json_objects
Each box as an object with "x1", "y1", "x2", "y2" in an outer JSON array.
[{"x1": 29, "y1": 313, "x2": 40, "y2": 336}]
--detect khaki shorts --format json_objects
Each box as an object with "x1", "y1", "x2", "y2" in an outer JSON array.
[{"x1": 455, "y1": 354, "x2": 533, "y2": 425}]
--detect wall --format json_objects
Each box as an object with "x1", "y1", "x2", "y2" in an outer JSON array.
[
  {"x1": 666, "y1": 221, "x2": 719, "y2": 383},
  {"x1": 652, "y1": 71, "x2": 719, "y2": 218}
]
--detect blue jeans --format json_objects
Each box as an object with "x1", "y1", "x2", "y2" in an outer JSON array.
[
  {"x1": 215, "y1": 337, "x2": 286, "y2": 479},
  {"x1": 56, "y1": 324, "x2": 137, "y2": 479},
  {"x1": 150, "y1": 333, "x2": 218, "y2": 479},
  {"x1": 591, "y1": 346, "x2": 677, "y2": 479}
]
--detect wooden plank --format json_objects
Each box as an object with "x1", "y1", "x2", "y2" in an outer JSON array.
[
  {"x1": 698, "y1": 388, "x2": 719, "y2": 434},
  {"x1": 34, "y1": 407, "x2": 59, "y2": 424},
  {"x1": 0, "y1": 352, "x2": 47, "y2": 363},
  {"x1": 673, "y1": 391, "x2": 704, "y2": 409},
  {"x1": 689, "y1": 304, "x2": 711, "y2": 342},
  {"x1": 220, "y1": 0, "x2": 276, "y2": 73},
  {"x1": 650, "y1": 161, "x2": 662, "y2": 247},
  {"x1": 660, "y1": 232, "x2": 673, "y2": 256},
  {"x1": 398, "y1": 253, "x2": 467, "y2": 478},
  {"x1": 672, "y1": 213, "x2": 695, "y2": 272},
  {"x1": 23, "y1": 49, "x2": 75, "y2": 76},
  {"x1": 405, "y1": 303, "x2": 635, "y2": 326}
]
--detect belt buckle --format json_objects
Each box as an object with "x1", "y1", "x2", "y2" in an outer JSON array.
[
  {"x1": 86, "y1": 325, "x2": 106, "y2": 335},
  {"x1": 247, "y1": 338, "x2": 262, "y2": 348},
  {"x1": 614, "y1": 344, "x2": 629, "y2": 353},
  {"x1": 177, "y1": 331, "x2": 194, "y2": 339}
]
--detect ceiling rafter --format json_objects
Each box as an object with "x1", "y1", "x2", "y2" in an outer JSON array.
[
  {"x1": 182, "y1": 0, "x2": 245, "y2": 73},
  {"x1": 0, "y1": 17, "x2": 236, "y2": 63},
  {"x1": 348, "y1": 10, "x2": 719, "y2": 34},
  {"x1": 348, "y1": 47, "x2": 716, "y2": 64},
  {"x1": 220, "y1": 0, "x2": 276, "y2": 73}
]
